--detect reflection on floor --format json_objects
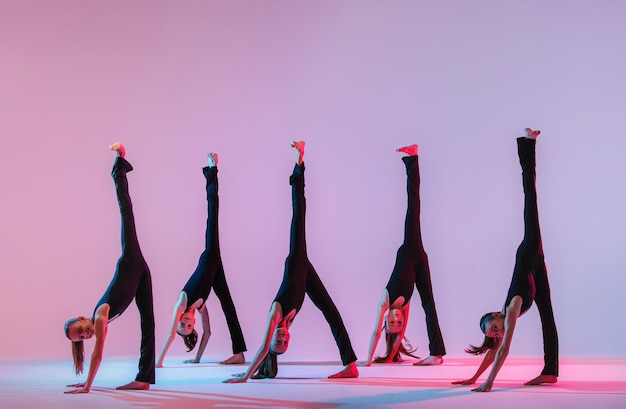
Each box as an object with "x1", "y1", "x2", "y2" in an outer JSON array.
[{"x1": 1, "y1": 357, "x2": 625, "y2": 409}]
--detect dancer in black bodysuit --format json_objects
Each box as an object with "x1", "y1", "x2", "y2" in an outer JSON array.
[
  {"x1": 453, "y1": 128, "x2": 558, "y2": 392},
  {"x1": 363, "y1": 144, "x2": 446, "y2": 366},
  {"x1": 64, "y1": 143, "x2": 155, "y2": 394},
  {"x1": 156, "y1": 153, "x2": 247, "y2": 367},
  {"x1": 223, "y1": 141, "x2": 358, "y2": 383}
]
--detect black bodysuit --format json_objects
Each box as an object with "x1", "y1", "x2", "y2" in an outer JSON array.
[
  {"x1": 272, "y1": 163, "x2": 357, "y2": 366},
  {"x1": 180, "y1": 166, "x2": 246, "y2": 354},
  {"x1": 384, "y1": 155, "x2": 446, "y2": 357},
  {"x1": 503, "y1": 263, "x2": 536, "y2": 316},
  {"x1": 93, "y1": 157, "x2": 155, "y2": 384}
]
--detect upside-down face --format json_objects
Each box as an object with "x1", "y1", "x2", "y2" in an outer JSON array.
[
  {"x1": 385, "y1": 308, "x2": 404, "y2": 334},
  {"x1": 270, "y1": 327, "x2": 291, "y2": 354},
  {"x1": 177, "y1": 310, "x2": 196, "y2": 336}
]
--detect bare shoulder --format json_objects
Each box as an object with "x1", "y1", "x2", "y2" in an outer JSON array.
[
  {"x1": 378, "y1": 289, "x2": 391, "y2": 308},
  {"x1": 177, "y1": 291, "x2": 189, "y2": 304},
  {"x1": 267, "y1": 301, "x2": 283, "y2": 323},
  {"x1": 506, "y1": 296, "x2": 523, "y2": 313},
  {"x1": 94, "y1": 303, "x2": 110, "y2": 320}
]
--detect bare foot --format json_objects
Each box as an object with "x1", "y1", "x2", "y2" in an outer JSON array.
[
  {"x1": 115, "y1": 380, "x2": 150, "y2": 390},
  {"x1": 109, "y1": 142, "x2": 126, "y2": 158},
  {"x1": 524, "y1": 128, "x2": 541, "y2": 140},
  {"x1": 413, "y1": 355, "x2": 443, "y2": 366},
  {"x1": 524, "y1": 374, "x2": 557, "y2": 385},
  {"x1": 396, "y1": 144, "x2": 418, "y2": 156},
  {"x1": 220, "y1": 352, "x2": 245, "y2": 365},
  {"x1": 328, "y1": 362, "x2": 359, "y2": 379},
  {"x1": 207, "y1": 152, "x2": 218, "y2": 167},
  {"x1": 290, "y1": 141, "x2": 305, "y2": 165}
]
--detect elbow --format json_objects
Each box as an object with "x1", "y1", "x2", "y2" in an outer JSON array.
[{"x1": 496, "y1": 348, "x2": 510, "y2": 360}]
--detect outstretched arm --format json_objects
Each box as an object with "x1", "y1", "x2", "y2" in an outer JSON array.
[
  {"x1": 185, "y1": 304, "x2": 211, "y2": 364},
  {"x1": 223, "y1": 302, "x2": 282, "y2": 383},
  {"x1": 452, "y1": 346, "x2": 498, "y2": 385},
  {"x1": 156, "y1": 292, "x2": 188, "y2": 367},
  {"x1": 362, "y1": 290, "x2": 390, "y2": 365},
  {"x1": 472, "y1": 297, "x2": 522, "y2": 392},
  {"x1": 65, "y1": 306, "x2": 109, "y2": 394}
]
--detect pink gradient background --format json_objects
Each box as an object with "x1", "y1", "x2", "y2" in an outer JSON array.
[{"x1": 1, "y1": 1, "x2": 625, "y2": 363}]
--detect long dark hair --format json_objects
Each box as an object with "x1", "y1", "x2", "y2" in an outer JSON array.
[
  {"x1": 178, "y1": 329, "x2": 198, "y2": 352},
  {"x1": 252, "y1": 351, "x2": 279, "y2": 379},
  {"x1": 465, "y1": 312, "x2": 501, "y2": 355},
  {"x1": 64, "y1": 318, "x2": 85, "y2": 375},
  {"x1": 374, "y1": 332, "x2": 419, "y2": 363}
]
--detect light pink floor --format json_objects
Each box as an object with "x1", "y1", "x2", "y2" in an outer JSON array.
[{"x1": 2, "y1": 357, "x2": 625, "y2": 409}]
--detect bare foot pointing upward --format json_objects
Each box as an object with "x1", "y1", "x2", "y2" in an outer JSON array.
[
  {"x1": 397, "y1": 144, "x2": 418, "y2": 157},
  {"x1": 109, "y1": 142, "x2": 126, "y2": 158},
  {"x1": 524, "y1": 128, "x2": 541, "y2": 140},
  {"x1": 207, "y1": 152, "x2": 218, "y2": 168},
  {"x1": 291, "y1": 141, "x2": 305, "y2": 165}
]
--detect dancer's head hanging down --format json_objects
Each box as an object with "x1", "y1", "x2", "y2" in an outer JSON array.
[
  {"x1": 176, "y1": 310, "x2": 199, "y2": 352},
  {"x1": 64, "y1": 316, "x2": 94, "y2": 375}
]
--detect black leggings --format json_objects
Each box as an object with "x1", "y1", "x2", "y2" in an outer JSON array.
[
  {"x1": 515, "y1": 138, "x2": 559, "y2": 376},
  {"x1": 196, "y1": 166, "x2": 246, "y2": 354},
  {"x1": 112, "y1": 158, "x2": 155, "y2": 384},
  {"x1": 391, "y1": 156, "x2": 446, "y2": 356},
  {"x1": 286, "y1": 164, "x2": 357, "y2": 366}
]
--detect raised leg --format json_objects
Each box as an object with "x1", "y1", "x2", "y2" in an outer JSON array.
[
  {"x1": 202, "y1": 157, "x2": 220, "y2": 254},
  {"x1": 400, "y1": 153, "x2": 424, "y2": 247},
  {"x1": 288, "y1": 162, "x2": 307, "y2": 256},
  {"x1": 111, "y1": 156, "x2": 144, "y2": 260},
  {"x1": 518, "y1": 137, "x2": 542, "y2": 249}
]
